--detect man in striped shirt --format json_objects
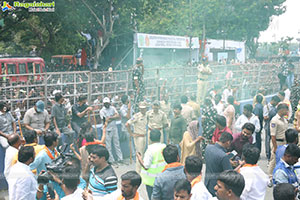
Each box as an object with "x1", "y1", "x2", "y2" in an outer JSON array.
[{"x1": 87, "y1": 145, "x2": 118, "y2": 197}]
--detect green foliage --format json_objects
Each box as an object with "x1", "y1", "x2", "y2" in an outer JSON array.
[{"x1": 0, "y1": 0, "x2": 287, "y2": 62}]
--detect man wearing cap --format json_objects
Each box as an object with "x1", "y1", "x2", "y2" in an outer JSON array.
[
  {"x1": 100, "y1": 97, "x2": 123, "y2": 163},
  {"x1": 126, "y1": 101, "x2": 148, "y2": 173},
  {"x1": 24, "y1": 100, "x2": 51, "y2": 144},
  {"x1": 132, "y1": 58, "x2": 145, "y2": 112},
  {"x1": 146, "y1": 101, "x2": 168, "y2": 144}
]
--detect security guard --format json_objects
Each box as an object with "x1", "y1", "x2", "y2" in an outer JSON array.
[
  {"x1": 136, "y1": 129, "x2": 166, "y2": 200},
  {"x1": 268, "y1": 103, "x2": 289, "y2": 185},
  {"x1": 126, "y1": 102, "x2": 148, "y2": 173},
  {"x1": 146, "y1": 101, "x2": 168, "y2": 144}
]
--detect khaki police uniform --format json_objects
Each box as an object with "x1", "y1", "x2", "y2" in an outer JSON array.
[
  {"x1": 127, "y1": 112, "x2": 147, "y2": 173},
  {"x1": 160, "y1": 100, "x2": 171, "y2": 142},
  {"x1": 146, "y1": 109, "x2": 168, "y2": 144},
  {"x1": 268, "y1": 114, "x2": 288, "y2": 178}
]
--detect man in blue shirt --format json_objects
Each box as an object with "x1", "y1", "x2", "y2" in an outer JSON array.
[
  {"x1": 275, "y1": 129, "x2": 298, "y2": 164},
  {"x1": 152, "y1": 144, "x2": 186, "y2": 200},
  {"x1": 205, "y1": 132, "x2": 233, "y2": 196},
  {"x1": 273, "y1": 143, "x2": 300, "y2": 186},
  {"x1": 29, "y1": 132, "x2": 59, "y2": 175},
  {"x1": 86, "y1": 145, "x2": 118, "y2": 197}
]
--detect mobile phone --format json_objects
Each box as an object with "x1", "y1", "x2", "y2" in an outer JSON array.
[
  {"x1": 228, "y1": 150, "x2": 238, "y2": 159},
  {"x1": 47, "y1": 183, "x2": 55, "y2": 199}
]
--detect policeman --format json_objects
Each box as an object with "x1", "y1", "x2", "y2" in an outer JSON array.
[
  {"x1": 146, "y1": 101, "x2": 168, "y2": 144},
  {"x1": 126, "y1": 102, "x2": 148, "y2": 173},
  {"x1": 267, "y1": 103, "x2": 289, "y2": 186}
]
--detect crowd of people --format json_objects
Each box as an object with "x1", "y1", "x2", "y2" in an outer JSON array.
[{"x1": 0, "y1": 58, "x2": 300, "y2": 200}]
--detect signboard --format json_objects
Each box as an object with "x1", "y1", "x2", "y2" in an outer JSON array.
[{"x1": 137, "y1": 33, "x2": 199, "y2": 49}]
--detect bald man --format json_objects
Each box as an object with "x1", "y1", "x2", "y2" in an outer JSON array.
[{"x1": 4, "y1": 134, "x2": 21, "y2": 178}]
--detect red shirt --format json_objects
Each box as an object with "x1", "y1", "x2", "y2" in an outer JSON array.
[{"x1": 212, "y1": 126, "x2": 232, "y2": 143}]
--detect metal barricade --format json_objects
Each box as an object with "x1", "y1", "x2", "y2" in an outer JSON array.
[{"x1": 0, "y1": 62, "x2": 299, "y2": 120}]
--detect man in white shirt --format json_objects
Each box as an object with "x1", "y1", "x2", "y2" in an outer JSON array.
[
  {"x1": 4, "y1": 134, "x2": 21, "y2": 178},
  {"x1": 184, "y1": 155, "x2": 212, "y2": 200},
  {"x1": 7, "y1": 146, "x2": 37, "y2": 200},
  {"x1": 240, "y1": 144, "x2": 268, "y2": 200},
  {"x1": 61, "y1": 165, "x2": 83, "y2": 200},
  {"x1": 235, "y1": 104, "x2": 260, "y2": 144},
  {"x1": 100, "y1": 97, "x2": 122, "y2": 163}
]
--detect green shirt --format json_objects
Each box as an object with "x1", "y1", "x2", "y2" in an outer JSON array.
[{"x1": 169, "y1": 115, "x2": 187, "y2": 144}]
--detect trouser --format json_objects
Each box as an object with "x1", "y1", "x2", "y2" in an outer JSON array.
[
  {"x1": 265, "y1": 127, "x2": 271, "y2": 160},
  {"x1": 133, "y1": 135, "x2": 146, "y2": 173},
  {"x1": 71, "y1": 121, "x2": 81, "y2": 140},
  {"x1": 268, "y1": 140, "x2": 285, "y2": 178},
  {"x1": 256, "y1": 130, "x2": 262, "y2": 152},
  {"x1": 38, "y1": 135, "x2": 45, "y2": 145},
  {"x1": 0, "y1": 145, "x2": 8, "y2": 190},
  {"x1": 58, "y1": 127, "x2": 75, "y2": 152},
  {"x1": 146, "y1": 185, "x2": 153, "y2": 200},
  {"x1": 105, "y1": 128, "x2": 123, "y2": 163}
]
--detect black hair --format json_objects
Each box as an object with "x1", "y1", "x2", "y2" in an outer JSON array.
[
  {"x1": 185, "y1": 155, "x2": 202, "y2": 177},
  {"x1": 277, "y1": 103, "x2": 289, "y2": 111},
  {"x1": 91, "y1": 145, "x2": 109, "y2": 161},
  {"x1": 62, "y1": 165, "x2": 80, "y2": 190},
  {"x1": 7, "y1": 134, "x2": 20, "y2": 146},
  {"x1": 68, "y1": 156, "x2": 82, "y2": 172},
  {"x1": 181, "y1": 95, "x2": 188, "y2": 104},
  {"x1": 256, "y1": 94, "x2": 263, "y2": 104},
  {"x1": 278, "y1": 91, "x2": 285, "y2": 97},
  {"x1": 217, "y1": 170, "x2": 245, "y2": 197},
  {"x1": 273, "y1": 183, "x2": 296, "y2": 200},
  {"x1": 285, "y1": 129, "x2": 298, "y2": 144},
  {"x1": 24, "y1": 130, "x2": 37, "y2": 144},
  {"x1": 0, "y1": 101, "x2": 5, "y2": 110},
  {"x1": 78, "y1": 95, "x2": 87, "y2": 102},
  {"x1": 190, "y1": 95, "x2": 196, "y2": 101},
  {"x1": 271, "y1": 95, "x2": 281, "y2": 103},
  {"x1": 243, "y1": 104, "x2": 253, "y2": 113},
  {"x1": 173, "y1": 103, "x2": 182, "y2": 111},
  {"x1": 44, "y1": 132, "x2": 58, "y2": 147},
  {"x1": 215, "y1": 94, "x2": 222, "y2": 101},
  {"x1": 204, "y1": 98, "x2": 212, "y2": 106},
  {"x1": 121, "y1": 171, "x2": 142, "y2": 188},
  {"x1": 55, "y1": 93, "x2": 63, "y2": 102},
  {"x1": 121, "y1": 95, "x2": 128, "y2": 104},
  {"x1": 284, "y1": 143, "x2": 300, "y2": 157},
  {"x1": 242, "y1": 144, "x2": 260, "y2": 165},
  {"x1": 242, "y1": 122, "x2": 255, "y2": 134},
  {"x1": 18, "y1": 146, "x2": 34, "y2": 163},
  {"x1": 78, "y1": 122, "x2": 93, "y2": 148},
  {"x1": 174, "y1": 179, "x2": 191, "y2": 194},
  {"x1": 216, "y1": 115, "x2": 227, "y2": 128},
  {"x1": 219, "y1": 132, "x2": 233, "y2": 143},
  {"x1": 163, "y1": 144, "x2": 179, "y2": 164},
  {"x1": 150, "y1": 129, "x2": 161, "y2": 142},
  {"x1": 227, "y1": 95, "x2": 234, "y2": 105}
]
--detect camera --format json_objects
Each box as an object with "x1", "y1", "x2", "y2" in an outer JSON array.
[{"x1": 37, "y1": 144, "x2": 74, "y2": 184}]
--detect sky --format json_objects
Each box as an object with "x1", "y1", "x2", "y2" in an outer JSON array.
[{"x1": 258, "y1": 0, "x2": 300, "y2": 43}]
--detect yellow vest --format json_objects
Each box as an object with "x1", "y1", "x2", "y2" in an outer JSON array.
[{"x1": 141, "y1": 145, "x2": 166, "y2": 186}]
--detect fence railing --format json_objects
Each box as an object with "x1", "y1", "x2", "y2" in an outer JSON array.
[{"x1": 0, "y1": 62, "x2": 299, "y2": 119}]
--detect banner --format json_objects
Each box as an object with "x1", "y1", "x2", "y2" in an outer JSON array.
[{"x1": 137, "y1": 33, "x2": 199, "y2": 49}]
